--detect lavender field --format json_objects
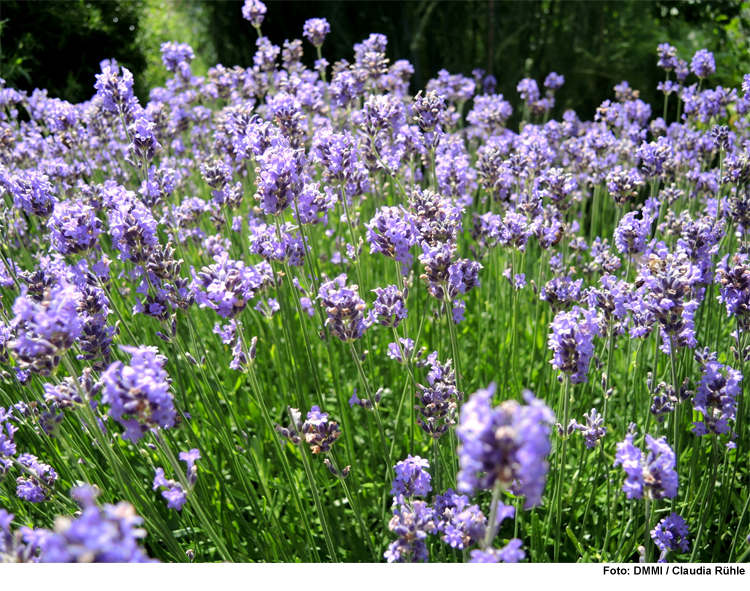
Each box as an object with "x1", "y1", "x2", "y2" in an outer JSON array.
[{"x1": 0, "y1": 0, "x2": 749, "y2": 564}]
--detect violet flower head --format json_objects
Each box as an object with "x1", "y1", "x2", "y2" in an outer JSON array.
[
  {"x1": 691, "y1": 361, "x2": 742, "y2": 438},
  {"x1": 614, "y1": 211, "x2": 652, "y2": 255},
  {"x1": 160, "y1": 42, "x2": 194, "y2": 77},
  {"x1": 387, "y1": 338, "x2": 414, "y2": 364},
  {"x1": 190, "y1": 252, "x2": 271, "y2": 319},
  {"x1": 413, "y1": 90, "x2": 447, "y2": 149},
  {"x1": 129, "y1": 117, "x2": 161, "y2": 162},
  {"x1": 94, "y1": 64, "x2": 139, "y2": 120},
  {"x1": 469, "y1": 539, "x2": 525, "y2": 563},
  {"x1": 318, "y1": 274, "x2": 370, "y2": 342},
  {"x1": 303, "y1": 18, "x2": 330, "y2": 47},
  {"x1": 101, "y1": 345, "x2": 175, "y2": 443},
  {"x1": 640, "y1": 251, "x2": 702, "y2": 354},
  {"x1": 657, "y1": 43, "x2": 678, "y2": 71},
  {"x1": 415, "y1": 354, "x2": 462, "y2": 439},
  {"x1": 456, "y1": 383, "x2": 555, "y2": 507},
  {"x1": 517, "y1": 78, "x2": 540, "y2": 102},
  {"x1": 651, "y1": 512, "x2": 690, "y2": 561},
  {"x1": 544, "y1": 72, "x2": 565, "y2": 91},
  {"x1": 152, "y1": 467, "x2": 188, "y2": 511},
  {"x1": 366, "y1": 206, "x2": 419, "y2": 274},
  {"x1": 242, "y1": 0, "x2": 266, "y2": 27},
  {"x1": 10, "y1": 280, "x2": 83, "y2": 376},
  {"x1": 384, "y1": 499, "x2": 435, "y2": 563},
  {"x1": 371, "y1": 284, "x2": 408, "y2": 328},
  {"x1": 47, "y1": 201, "x2": 102, "y2": 255},
  {"x1": 107, "y1": 199, "x2": 159, "y2": 263},
  {"x1": 606, "y1": 166, "x2": 644, "y2": 204},
  {"x1": 301, "y1": 406, "x2": 341, "y2": 454},
  {"x1": 254, "y1": 142, "x2": 303, "y2": 215},
  {"x1": 716, "y1": 254, "x2": 750, "y2": 333},
  {"x1": 5, "y1": 169, "x2": 56, "y2": 218},
  {"x1": 540, "y1": 276, "x2": 583, "y2": 314},
  {"x1": 37, "y1": 486, "x2": 156, "y2": 562},
  {"x1": 16, "y1": 454, "x2": 57, "y2": 503},
  {"x1": 613, "y1": 433, "x2": 678, "y2": 500},
  {"x1": 575, "y1": 408, "x2": 607, "y2": 449},
  {"x1": 390, "y1": 455, "x2": 432, "y2": 498},
  {"x1": 690, "y1": 49, "x2": 715, "y2": 79},
  {"x1": 433, "y1": 489, "x2": 488, "y2": 550},
  {"x1": 547, "y1": 306, "x2": 601, "y2": 385},
  {"x1": 311, "y1": 128, "x2": 359, "y2": 183}
]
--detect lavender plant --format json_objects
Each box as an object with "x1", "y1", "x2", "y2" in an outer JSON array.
[{"x1": 0, "y1": 7, "x2": 748, "y2": 565}]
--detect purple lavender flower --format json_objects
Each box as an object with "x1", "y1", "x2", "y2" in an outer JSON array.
[
  {"x1": 636, "y1": 137, "x2": 675, "y2": 179},
  {"x1": 690, "y1": 49, "x2": 715, "y2": 79},
  {"x1": 384, "y1": 499, "x2": 435, "y2": 563},
  {"x1": 318, "y1": 274, "x2": 370, "y2": 343},
  {"x1": 9, "y1": 280, "x2": 83, "y2": 376},
  {"x1": 4, "y1": 169, "x2": 56, "y2": 218},
  {"x1": 691, "y1": 361, "x2": 742, "y2": 438},
  {"x1": 15, "y1": 453, "x2": 57, "y2": 503},
  {"x1": 300, "y1": 406, "x2": 341, "y2": 454},
  {"x1": 0, "y1": 408, "x2": 17, "y2": 463},
  {"x1": 544, "y1": 72, "x2": 565, "y2": 91},
  {"x1": 366, "y1": 206, "x2": 419, "y2": 274},
  {"x1": 371, "y1": 284, "x2": 408, "y2": 328},
  {"x1": 129, "y1": 117, "x2": 161, "y2": 162},
  {"x1": 415, "y1": 354, "x2": 462, "y2": 439},
  {"x1": 387, "y1": 338, "x2": 414, "y2": 364},
  {"x1": 575, "y1": 408, "x2": 607, "y2": 449},
  {"x1": 517, "y1": 78, "x2": 540, "y2": 103},
  {"x1": 153, "y1": 468, "x2": 188, "y2": 511},
  {"x1": 606, "y1": 166, "x2": 644, "y2": 204},
  {"x1": 36, "y1": 486, "x2": 156, "y2": 562},
  {"x1": 242, "y1": 0, "x2": 266, "y2": 27},
  {"x1": 540, "y1": 276, "x2": 583, "y2": 314},
  {"x1": 108, "y1": 199, "x2": 159, "y2": 263},
  {"x1": 468, "y1": 539, "x2": 526, "y2": 563},
  {"x1": 94, "y1": 63, "x2": 139, "y2": 120},
  {"x1": 657, "y1": 43, "x2": 678, "y2": 71},
  {"x1": 101, "y1": 345, "x2": 175, "y2": 443},
  {"x1": 254, "y1": 142, "x2": 303, "y2": 215},
  {"x1": 190, "y1": 252, "x2": 272, "y2": 319},
  {"x1": 47, "y1": 201, "x2": 102, "y2": 255},
  {"x1": 548, "y1": 306, "x2": 600, "y2": 384},
  {"x1": 640, "y1": 251, "x2": 701, "y2": 354},
  {"x1": 613, "y1": 433, "x2": 678, "y2": 500},
  {"x1": 160, "y1": 42, "x2": 194, "y2": 78},
  {"x1": 466, "y1": 94, "x2": 513, "y2": 133},
  {"x1": 248, "y1": 221, "x2": 306, "y2": 267},
  {"x1": 303, "y1": 18, "x2": 330, "y2": 47},
  {"x1": 716, "y1": 254, "x2": 750, "y2": 332},
  {"x1": 651, "y1": 512, "x2": 690, "y2": 561},
  {"x1": 457, "y1": 384, "x2": 554, "y2": 507},
  {"x1": 614, "y1": 212, "x2": 652, "y2": 255},
  {"x1": 391, "y1": 455, "x2": 432, "y2": 498},
  {"x1": 413, "y1": 90, "x2": 447, "y2": 149}
]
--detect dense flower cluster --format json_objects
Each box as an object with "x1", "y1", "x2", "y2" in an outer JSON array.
[
  {"x1": 0, "y1": 5, "x2": 748, "y2": 564},
  {"x1": 457, "y1": 384, "x2": 554, "y2": 507},
  {"x1": 101, "y1": 345, "x2": 175, "y2": 443},
  {"x1": 614, "y1": 433, "x2": 678, "y2": 500}
]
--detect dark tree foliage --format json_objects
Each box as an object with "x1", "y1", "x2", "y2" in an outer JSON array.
[
  {"x1": 0, "y1": 0, "x2": 148, "y2": 103},
  {"x1": 204, "y1": 0, "x2": 746, "y2": 119}
]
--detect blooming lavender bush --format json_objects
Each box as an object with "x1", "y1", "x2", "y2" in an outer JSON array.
[{"x1": 0, "y1": 3, "x2": 749, "y2": 565}]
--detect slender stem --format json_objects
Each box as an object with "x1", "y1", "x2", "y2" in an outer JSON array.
[
  {"x1": 483, "y1": 481, "x2": 503, "y2": 549},
  {"x1": 293, "y1": 418, "x2": 338, "y2": 563}
]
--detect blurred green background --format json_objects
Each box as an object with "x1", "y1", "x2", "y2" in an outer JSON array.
[{"x1": 1, "y1": 0, "x2": 748, "y2": 117}]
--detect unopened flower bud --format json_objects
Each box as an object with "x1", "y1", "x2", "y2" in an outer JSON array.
[{"x1": 156, "y1": 331, "x2": 171, "y2": 343}]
